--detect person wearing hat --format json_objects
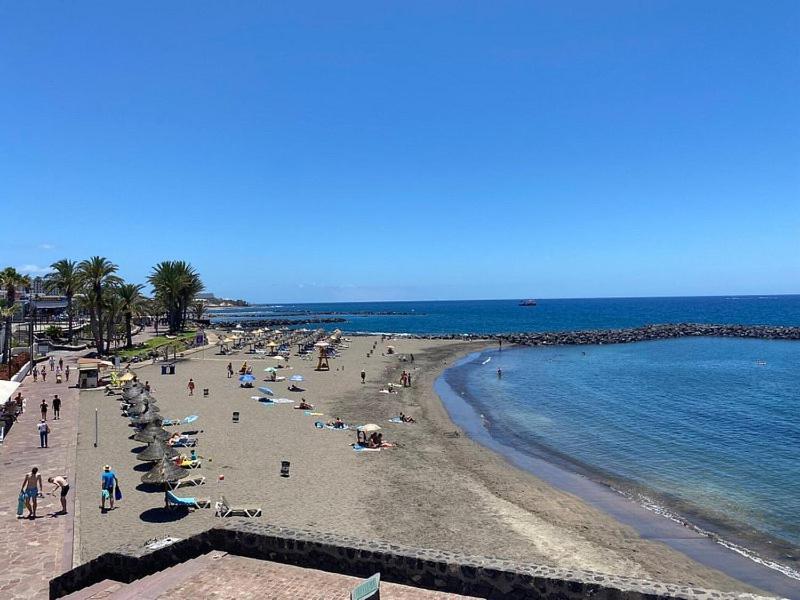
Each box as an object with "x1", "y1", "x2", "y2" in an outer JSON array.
[{"x1": 100, "y1": 465, "x2": 118, "y2": 512}]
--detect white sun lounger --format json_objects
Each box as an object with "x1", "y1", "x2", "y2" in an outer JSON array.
[
  {"x1": 167, "y1": 476, "x2": 206, "y2": 490},
  {"x1": 215, "y1": 495, "x2": 262, "y2": 518}
]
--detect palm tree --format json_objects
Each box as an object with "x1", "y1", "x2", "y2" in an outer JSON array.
[
  {"x1": 45, "y1": 259, "x2": 79, "y2": 343},
  {"x1": 0, "y1": 267, "x2": 31, "y2": 365},
  {"x1": 103, "y1": 291, "x2": 123, "y2": 352},
  {"x1": 117, "y1": 283, "x2": 145, "y2": 348},
  {"x1": 191, "y1": 301, "x2": 206, "y2": 322},
  {"x1": 77, "y1": 257, "x2": 120, "y2": 355},
  {"x1": 148, "y1": 261, "x2": 204, "y2": 333}
]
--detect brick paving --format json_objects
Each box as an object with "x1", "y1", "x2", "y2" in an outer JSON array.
[
  {"x1": 0, "y1": 352, "x2": 81, "y2": 599},
  {"x1": 159, "y1": 554, "x2": 483, "y2": 600}
]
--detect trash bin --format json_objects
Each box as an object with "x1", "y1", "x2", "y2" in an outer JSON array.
[
  {"x1": 232, "y1": 411, "x2": 239, "y2": 423},
  {"x1": 280, "y1": 460, "x2": 290, "y2": 477},
  {"x1": 161, "y1": 365, "x2": 168, "y2": 375},
  {"x1": 168, "y1": 365, "x2": 176, "y2": 375},
  {"x1": 203, "y1": 388, "x2": 209, "y2": 397}
]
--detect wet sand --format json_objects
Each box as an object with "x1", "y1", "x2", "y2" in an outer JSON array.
[{"x1": 74, "y1": 334, "x2": 763, "y2": 594}]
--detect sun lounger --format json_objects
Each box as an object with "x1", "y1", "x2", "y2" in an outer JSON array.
[
  {"x1": 171, "y1": 437, "x2": 198, "y2": 447},
  {"x1": 167, "y1": 476, "x2": 206, "y2": 490},
  {"x1": 215, "y1": 495, "x2": 262, "y2": 518},
  {"x1": 166, "y1": 491, "x2": 211, "y2": 510},
  {"x1": 177, "y1": 459, "x2": 202, "y2": 469}
]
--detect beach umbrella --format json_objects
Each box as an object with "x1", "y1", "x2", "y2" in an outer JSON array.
[
  {"x1": 137, "y1": 441, "x2": 179, "y2": 462},
  {"x1": 289, "y1": 375, "x2": 304, "y2": 382},
  {"x1": 257, "y1": 386, "x2": 274, "y2": 396},
  {"x1": 314, "y1": 341, "x2": 330, "y2": 348},
  {"x1": 263, "y1": 367, "x2": 277, "y2": 373},
  {"x1": 123, "y1": 388, "x2": 144, "y2": 401},
  {"x1": 357, "y1": 424, "x2": 381, "y2": 433},
  {"x1": 140, "y1": 457, "x2": 190, "y2": 484},
  {"x1": 133, "y1": 426, "x2": 170, "y2": 443},
  {"x1": 239, "y1": 374, "x2": 256, "y2": 383},
  {"x1": 270, "y1": 356, "x2": 285, "y2": 361},
  {"x1": 131, "y1": 411, "x2": 163, "y2": 426},
  {"x1": 119, "y1": 372, "x2": 135, "y2": 382}
]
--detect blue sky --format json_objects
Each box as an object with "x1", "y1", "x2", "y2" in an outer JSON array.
[{"x1": 1, "y1": 2, "x2": 798, "y2": 302}]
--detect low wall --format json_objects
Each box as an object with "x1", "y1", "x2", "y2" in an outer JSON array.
[{"x1": 49, "y1": 522, "x2": 773, "y2": 600}]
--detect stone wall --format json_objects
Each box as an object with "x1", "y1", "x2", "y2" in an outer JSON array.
[{"x1": 50, "y1": 522, "x2": 774, "y2": 600}]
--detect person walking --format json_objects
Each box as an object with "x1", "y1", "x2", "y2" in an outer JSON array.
[
  {"x1": 187, "y1": 378, "x2": 195, "y2": 396},
  {"x1": 58, "y1": 357, "x2": 64, "y2": 371},
  {"x1": 40, "y1": 399, "x2": 48, "y2": 421},
  {"x1": 100, "y1": 465, "x2": 118, "y2": 511},
  {"x1": 41, "y1": 368, "x2": 47, "y2": 383},
  {"x1": 52, "y1": 394, "x2": 61, "y2": 419},
  {"x1": 49, "y1": 356, "x2": 55, "y2": 371},
  {"x1": 47, "y1": 475, "x2": 70, "y2": 514},
  {"x1": 64, "y1": 364, "x2": 71, "y2": 383},
  {"x1": 20, "y1": 466, "x2": 43, "y2": 519},
  {"x1": 32, "y1": 365, "x2": 39, "y2": 382},
  {"x1": 360, "y1": 370, "x2": 366, "y2": 384},
  {"x1": 38, "y1": 419, "x2": 50, "y2": 448},
  {"x1": 227, "y1": 362, "x2": 233, "y2": 378}
]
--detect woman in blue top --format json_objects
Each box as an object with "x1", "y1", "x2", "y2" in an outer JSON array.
[{"x1": 100, "y1": 465, "x2": 117, "y2": 512}]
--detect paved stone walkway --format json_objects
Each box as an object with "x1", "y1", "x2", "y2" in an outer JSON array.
[
  {"x1": 66, "y1": 553, "x2": 483, "y2": 599},
  {"x1": 0, "y1": 352, "x2": 81, "y2": 599}
]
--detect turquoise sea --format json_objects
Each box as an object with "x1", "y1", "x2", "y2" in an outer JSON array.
[{"x1": 212, "y1": 296, "x2": 800, "y2": 593}]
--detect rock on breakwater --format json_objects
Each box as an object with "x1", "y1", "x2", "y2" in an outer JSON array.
[{"x1": 362, "y1": 323, "x2": 800, "y2": 346}]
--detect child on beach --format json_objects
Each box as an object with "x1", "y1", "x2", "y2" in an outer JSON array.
[{"x1": 187, "y1": 379, "x2": 195, "y2": 396}]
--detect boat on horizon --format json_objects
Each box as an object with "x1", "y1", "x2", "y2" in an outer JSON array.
[{"x1": 518, "y1": 299, "x2": 537, "y2": 306}]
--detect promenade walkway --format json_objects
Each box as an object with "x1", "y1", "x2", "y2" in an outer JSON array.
[{"x1": 0, "y1": 351, "x2": 81, "y2": 599}]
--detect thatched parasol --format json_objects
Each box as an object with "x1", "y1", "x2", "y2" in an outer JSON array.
[
  {"x1": 123, "y1": 386, "x2": 144, "y2": 401},
  {"x1": 127, "y1": 402, "x2": 160, "y2": 416},
  {"x1": 137, "y1": 441, "x2": 179, "y2": 461},
  {"x1": 133, "y1": 426, "x2": 171, "y2": 443},
  {"x1": 131, "y1": 411, "x2": 164, "y2": 426},
  {"x1": 140, "y1": 457, "x2": 190, "y2": 484}
]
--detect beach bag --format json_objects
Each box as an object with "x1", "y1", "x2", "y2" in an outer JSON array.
[
  {"x1": 114, "y1": 484, "x2": 122, "y2": 501},
  {"x1": 17, "y1": 493, "x2": 25, "y2": 516}
]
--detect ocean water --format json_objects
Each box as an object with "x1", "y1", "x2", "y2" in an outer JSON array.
[
  {"x1": 210, "y1": 295, "x2": 800, "y2": 334},
  {"x1": 442, "y1": 337, "x2": 800, "y2": 579},
  {"x1": 212, "y1": 296, "x2": 800, "y2": 585}
]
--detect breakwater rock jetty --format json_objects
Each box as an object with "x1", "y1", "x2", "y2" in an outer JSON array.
[
  {"x1": 213, "y1": 317, "x2": 347, "y2": 329},
  {"x1": 395, "y1": 323, "x2": 800, "y2": 346}
]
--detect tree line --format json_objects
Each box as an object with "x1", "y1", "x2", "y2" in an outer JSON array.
[{"x1": 0, "y1": 258, "x2": 205, "y2": 362}]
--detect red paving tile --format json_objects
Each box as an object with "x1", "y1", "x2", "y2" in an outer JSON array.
[
  {"x1": 0, "y1": 353, "x2": 81, "y2": 600},
  {"x1": 157, "y1": 554, "x2": 484, "y2": 600}
]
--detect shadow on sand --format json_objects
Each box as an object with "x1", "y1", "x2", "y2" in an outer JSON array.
[{"x1": 139, "y1": 507, "x2": 189, "y2": 523}]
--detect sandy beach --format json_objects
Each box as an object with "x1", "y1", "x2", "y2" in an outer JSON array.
[{"x1": 73, "y1": 334, "x2": 761, "y2": 594}]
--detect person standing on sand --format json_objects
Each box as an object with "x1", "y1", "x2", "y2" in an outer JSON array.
[
  {"x1": 65, "y1": 364, "x2": 70, "y2": 383},
  {"x1": 40, "y1": 399, "x2": 48, "y2": 420},
  {"x1": 49, "y1": 356, "x2": 55, "y2": 371},
  {"x1": 187, "y1": 378, "x2": 195, "y2": 396},
  {"x1": 52, "y1": 394, "x2": 61, "y2": 419},
  {"x1": 41, "y1": 368, "x2": 47, "y2": 383},
  {"x1": 47, "y1": 475, "x2": 69, "y2": 514},
  {"x1": 100, "y1": 465, "x2": 118, "y2": 511},
  {"x1": 58, "y1": 357, "x2": 63, "y2": 371},
  {"x1": 227, "y1": 363, "x2": 233, "y2": 378},
  {"x1": 144, "y1": 381, "x2": 151, "y2": 393},
  {"x1": 360, "y1": 370, "x2": 366, "y2": 384},
  {"x1": 38, "y1": 419, "x2": 50, "y2": 448},
  {"x1": 20, "y1": 466, "x2": 43, "y2": 519},
  {"x1": 32, "y1": 365, "x2": 38, "y2": 382}
]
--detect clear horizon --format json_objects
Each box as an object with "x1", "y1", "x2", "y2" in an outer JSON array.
[{"x1": 2, "y1": 2, "x2": 798, "y2": 302}]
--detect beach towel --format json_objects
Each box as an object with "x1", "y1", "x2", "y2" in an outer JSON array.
[
  {"x1": 17, "y1": 493, "x2": 25, "y2": 516},
  {"x1": 314, "y1": 421, "x2": 324, "y2": 428},
  {"x1": 115, "y1": 485, "x2": 123, "y2": 501},
  {"x1": 353, "y1": 445, "x2": 380, "y2": 452},
  {"x1": 303, "y1": 411, "x2": 324, "y2": 416},
  {"x1": 388, "y1": 417, "x2": 403, "y2": 423},
  {"x1": 271, "y1": 398, "x2": 293, "y2": 404},
  {"x1": 326, "y1": 424, "x2": 350, "y2": 430},
  {"x1": 252, "y1": 396, "x2": 274, "y2": 404}
]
